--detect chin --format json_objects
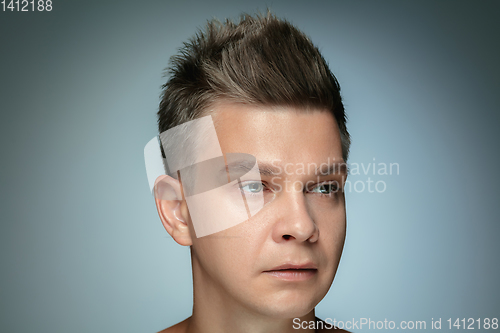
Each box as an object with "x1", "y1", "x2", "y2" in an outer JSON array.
[
  {"x1": 263, "y1": 302, "x2": 316, "y2": 319},
  {"x1": 253, "y1": 290, "x2": 323, "y2": 319}
]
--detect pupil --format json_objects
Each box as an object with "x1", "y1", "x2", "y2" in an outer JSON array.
[{"x1": 249, "y1": 183, "x2": 261, "y2": 192}]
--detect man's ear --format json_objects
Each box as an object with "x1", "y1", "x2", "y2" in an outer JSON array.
[{"x1": 154, "y1": 175, "x2": 193, "y2": 246}]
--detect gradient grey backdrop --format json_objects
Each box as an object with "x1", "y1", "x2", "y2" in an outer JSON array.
[{"x1": 1, "y1": 1, "x2": 499, "y2": 332}]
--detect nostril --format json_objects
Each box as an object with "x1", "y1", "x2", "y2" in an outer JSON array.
[{"x1": 283, "y1": 235, "x2": 292, "y2": 240}]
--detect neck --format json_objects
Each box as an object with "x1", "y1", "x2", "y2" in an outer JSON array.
[
  {"x1": 186, "y1": 252, "x2": 318, "y2": 333},
  {"x1": 188, "y1": 298, "x2": 316, "y2": 333}
]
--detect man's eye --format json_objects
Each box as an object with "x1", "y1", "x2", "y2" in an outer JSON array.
[
  {"x1": 240, "y1": 182, "x2": 264, "y2": 193},
  {"x1": 311, "y1": 183, "x2": 338, "y2": 195}
]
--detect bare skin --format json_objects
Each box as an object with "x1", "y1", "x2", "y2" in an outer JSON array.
[
  {"x1": 156, "y1": 102, "x2": 348, "y2": 333},
  {"x1": 158, "y1": 316, "x2": 350, "y2": 332}
]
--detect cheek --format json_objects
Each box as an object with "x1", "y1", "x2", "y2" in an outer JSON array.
[
  {"x1": 316, "y1": 206, "x2": 346, "y2": 256},
  {"x1": 192, "y1": 224, "x2": 263, "y2": 278},
  {"x1": 313, "y1": 197, "x2": 346, "y2": 228}
]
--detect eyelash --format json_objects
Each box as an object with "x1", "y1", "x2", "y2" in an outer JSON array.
[
  {"x1": 239, "y1": 181, "x2": 270, "y2": 197},
  {"x1": 310, "y1": 182, "x2": 340, "y2": 197},
  {"x1": 238, "y1": 181, "x2": 341, "y2": 197}
]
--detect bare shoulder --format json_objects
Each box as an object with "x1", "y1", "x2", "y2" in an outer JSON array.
[{"x1": 157, "y1": 318, "x2": 190, "y2": 333}]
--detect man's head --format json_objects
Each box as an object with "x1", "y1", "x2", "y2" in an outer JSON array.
[
  {"x1": 158, "y1": 12, "x2": 350, "y2": 162},
  {"x1": 154, "y1": 12, "x2": 349, "y2": 320}
]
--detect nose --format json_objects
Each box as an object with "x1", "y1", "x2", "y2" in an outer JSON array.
[{"x1": 271, "y1": 192, "x2": 319, "y2": 243}]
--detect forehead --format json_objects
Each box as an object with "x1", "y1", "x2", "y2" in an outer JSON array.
[{"x1": 210, "y1": 102, "x2": 343, "y2": 165}]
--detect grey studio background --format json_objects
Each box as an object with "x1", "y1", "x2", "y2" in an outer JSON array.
[{"x1": 1, "y1": 0, "x2": 499, "y2": 332}]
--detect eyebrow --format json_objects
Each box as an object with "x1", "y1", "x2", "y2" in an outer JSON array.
[
  {"x1": 223, "y1": 160, "x2": 280, "y2": 178},
  {"x1": 221, "y1": 159, "x2": 349, "y2": 178},
  {"x1": 316, "y1": 162, "x2": 349, "y2": 176}
]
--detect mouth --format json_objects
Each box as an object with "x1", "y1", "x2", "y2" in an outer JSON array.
[{"x1": 263, "y1": 263, "x2": 318, "y2": 281}]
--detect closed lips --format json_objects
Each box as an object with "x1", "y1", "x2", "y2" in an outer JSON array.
[{"x1": 264, "y1": 263, "x2": 317, "y2": 272}]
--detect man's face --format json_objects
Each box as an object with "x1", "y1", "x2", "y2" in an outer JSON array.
[{"x1": 186, "y1": 102, "x2": 346, "y2": 318}]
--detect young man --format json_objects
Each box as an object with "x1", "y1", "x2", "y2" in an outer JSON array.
[{"x1": 151, "y1": 12, "x2": 351, "y2": 333}]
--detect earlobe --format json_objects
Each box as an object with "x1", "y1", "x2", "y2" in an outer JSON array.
[{"x1": 154, "y1": 175, "x2": 193, "y2": 246}]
